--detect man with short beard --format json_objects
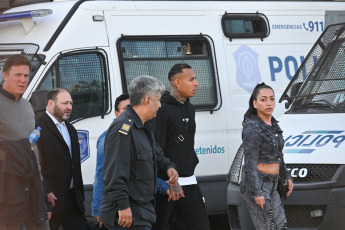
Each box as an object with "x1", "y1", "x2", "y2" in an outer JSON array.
[{"x1": 36, "y1": 88, "x2": 86, "y2": 230}]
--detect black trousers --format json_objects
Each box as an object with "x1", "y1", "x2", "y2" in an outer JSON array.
[
  {"x1": 49, "y1": 189, "x2": 86, "y2": 230},
  {"x1": 152, "y1": 184, "x2": 210, "y2": 230}
]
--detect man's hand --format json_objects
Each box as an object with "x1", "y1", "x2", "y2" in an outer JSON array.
[
  {"x1": 47, "y1": 192, "x2": 57, "y2": 208},
  {"x1": 118, "y1": 207, "x2": 132, "y2": 228},
  {"x1": 93, "y1": 216, "x2": 103, "y2": 228},
  {"x1": 168, "y1": 182, "x2": 185, "y2": 202},
  {"x1": 47, "y1": 212, "x2": 52, "y2": 221},
  {"x1": 167, "y1": 168, "x2": 178, "y2": 185}
]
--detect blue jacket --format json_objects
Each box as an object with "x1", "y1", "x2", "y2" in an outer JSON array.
[{"x1": 91, "y1": 125, "x2": 170, "y2": 217}]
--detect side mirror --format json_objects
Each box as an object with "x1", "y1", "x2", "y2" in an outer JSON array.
[{"x1": 29, "y1": 90, "x2": 48, "y2": 121}]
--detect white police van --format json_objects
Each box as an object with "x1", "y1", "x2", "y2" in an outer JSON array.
[
  {"x1": 228, "y1": 23, "x2": 345, "y2": 229},
  {"x1": 0, "y1": 0, "x2": 345, "y2": 222}
]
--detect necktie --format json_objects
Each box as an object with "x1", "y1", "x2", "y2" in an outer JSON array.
[{"x1": 57, "y1": 122, "x2": 72, "y2": 157}]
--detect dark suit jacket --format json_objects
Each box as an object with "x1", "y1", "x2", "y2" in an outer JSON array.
[{"x1": 36, "y1": 112, "x2": 85, "y2": 214}]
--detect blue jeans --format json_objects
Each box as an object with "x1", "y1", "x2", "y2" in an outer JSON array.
[
  {"x1": 104, "y1": 224, "x2": 151, "y2": 230},
  {"x1": 244, "y1": 171, "x2": 287, "y2": 230}
]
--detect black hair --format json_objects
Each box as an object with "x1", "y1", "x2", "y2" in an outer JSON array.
[
  {"x1": 242, "y1": 82, "x2": 274, "y2": 126},
  {"x1": 168, "y1": 63, "x2": 192, "y2": 81},
  {"x1": 114, "y1": 93, "x2": 129, "y2": 112},
  {"x1": 46, "y1": 88, "x2": 67, "y2": 104}
]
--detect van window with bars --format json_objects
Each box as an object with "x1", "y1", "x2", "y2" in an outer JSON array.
[
  {"x1": 37, "y1": 49, "x2": 110, "y2": 121},
  {"x1": 117, "y1": 36, "x2": 221, "y2": 111},
  {"x1": 221, "y1": 13, "x2": 270, "y2": 39}
]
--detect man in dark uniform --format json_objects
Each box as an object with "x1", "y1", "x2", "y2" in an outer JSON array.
[
  {"x1": 152, "y1": 63, "x2": 210, "y2": 230},
  {"x1": 100, "y1": 75, "x2": 179, "y2": 230}
]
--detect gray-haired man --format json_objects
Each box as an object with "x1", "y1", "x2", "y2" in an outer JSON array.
[{"x1": 100, "y1": 76, "x2": 179, "y2": 230}]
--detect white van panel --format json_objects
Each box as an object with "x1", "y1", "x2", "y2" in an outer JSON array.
[{"x1": 280, "y1": 114, "x2": 345, "y2": 164}]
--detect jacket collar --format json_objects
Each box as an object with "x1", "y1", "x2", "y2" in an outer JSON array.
[
  {"x1": 126, "y1": 105, "x2": 144, "y2": 129},
  {"x1": 126, "y1": 105, "x2": 154, "y2": 131},
  {"x1": 43, "y1": 112, "x2": 70, "y2": 143},
  {"x1": 45, "y1": 110, "x2": 66, "y2": 126},
  {"x1": 249, "y1": 114, "x2": 282, "y2": 132}
]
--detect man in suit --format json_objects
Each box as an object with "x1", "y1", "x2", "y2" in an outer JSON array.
[{"x1": 37, "y1": 88, "x2": 86, "y2": 230}]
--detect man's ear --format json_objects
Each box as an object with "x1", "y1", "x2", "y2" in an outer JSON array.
[
  {"x1": 174, "y1": 78, "x2": 181, "y2": 89},
  {"x1": 47, "y1": 99, "x2": 54, "y2": 110},
  {"x1": 2, "y1": 72, "x2": 7, "y2": 82},
  {"x1": 143, "y1": 96, "x2": 150, "y2": 107}
]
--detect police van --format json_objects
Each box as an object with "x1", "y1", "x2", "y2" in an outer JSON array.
[
  {"x1": 1, "y1": 0, "x2": 345, "y2": 222},
  {"x1": 227, "y1": 23, "x2": 345, "y2": 229}
]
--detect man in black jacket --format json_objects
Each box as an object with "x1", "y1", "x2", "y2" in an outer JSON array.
[
  {"x1": 36, "y1": 88, "x2": 85, "y2": 230},
  {"x1": 100, "y1": 75, "x2": 179, "y2": 230},
  {"x1": 152, "y1": 63, "x2": 210, "y2": 230}
]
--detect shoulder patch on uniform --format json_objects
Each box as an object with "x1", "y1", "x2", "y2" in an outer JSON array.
[{"x1": 118, "y1": 119, "x2": 133, "y2": 135}]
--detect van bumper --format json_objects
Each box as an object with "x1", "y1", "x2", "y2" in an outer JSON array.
[{"x1": 227, "y1": 182, "x2": 345, "y2": 230}]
